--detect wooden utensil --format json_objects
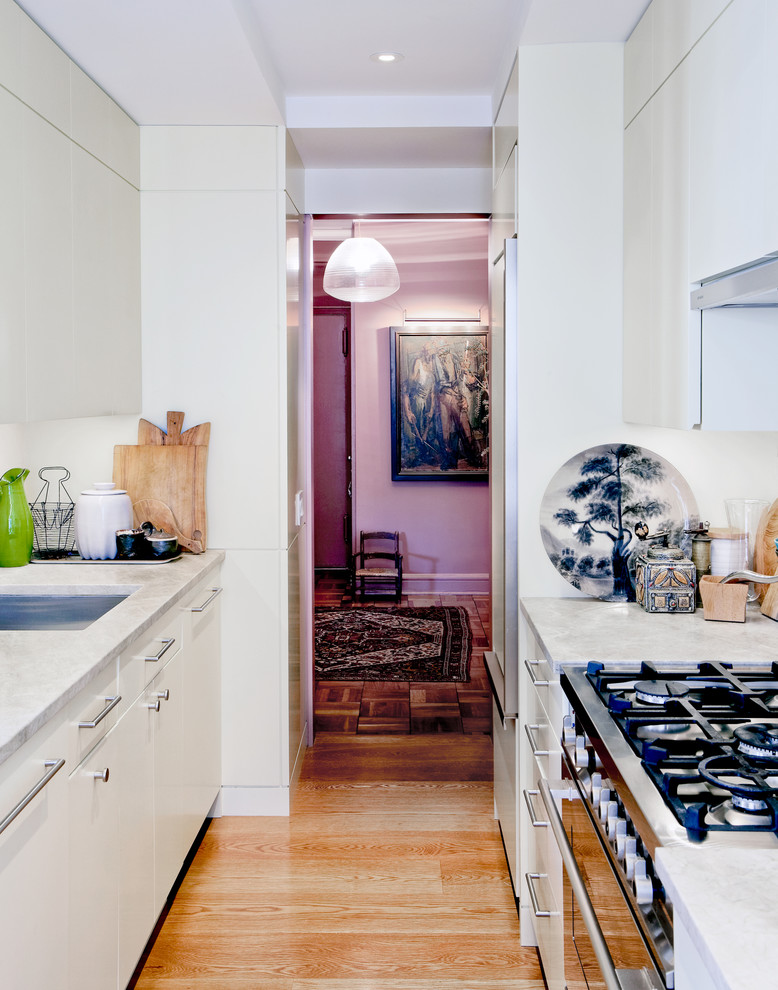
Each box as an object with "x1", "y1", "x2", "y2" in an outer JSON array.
[
  {"x1": 132, "y1": 498, "x2": 202, "y2": 553},
  {"x1": 753, "y1": 497, "x2": 778, "y2": 600},
  {"x1": 137, "y1": 411, "x2": 211, "y2": 447},
  {"x1": 114, "y1": 412, "x2": 208, "y2": 553}
]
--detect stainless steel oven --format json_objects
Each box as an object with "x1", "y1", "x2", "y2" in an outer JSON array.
[{"x1": 527, "y1": 772, "x2": 668, "y2": 990}]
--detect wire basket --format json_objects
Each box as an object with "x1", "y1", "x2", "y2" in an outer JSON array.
[{"x1": 29, "y1": 466, "x2": 76, "y2": 559}]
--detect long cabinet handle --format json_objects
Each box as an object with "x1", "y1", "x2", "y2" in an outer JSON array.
[
  {"x1": 525, "y1": 722, "x2": 550, "y2": 757},
  {"x1": 538, "y1": 778, "x2": 622, "y2": 990},
  {"x1": 525, "y1": 873, "x2": 554, "y2": 918},
  {"x1": 144, "y1": 638, "x2": 175, "y2": 663},
  {"x1": 523, "y1": 788, "x2": 549, "y2": 827},
  {"x1": 524, "y1": 658, "x2": 553, "y2": 687},
  {"x1": 78, "y1": 694, "x2": 121, "y2": 729},
  {"x1": 190, "y1": 587, "x2": 222, "y2": 613},
  {"x1": 0, "y1": 758, "x2": 65, "y2": 837}
]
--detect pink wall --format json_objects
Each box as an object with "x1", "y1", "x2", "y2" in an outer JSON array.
[{"x1": 351, "y1": 218, "x2": 490, "y2": 594}]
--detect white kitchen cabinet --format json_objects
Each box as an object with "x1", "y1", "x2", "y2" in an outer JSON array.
[
  {"x1": 0, "y1": 715, "x2": 68, "y2": 989},
  {"x1": 623, "y1": 56, "x2": 697, "y2": 430},
  {"x1": 68, "y1": 727, "x2": 120, "y2": 990},
  {"x1": 116, "y1": 679, "x2": 155, "y2": 990},
  {"x1": 622, "y1": 0, "x2": 778, "y2": 431},
  {"x1": 0, "y1": 0, "x2": 140, "y2": 426},
  {"x1": 182, "y1": 584, "x2": 222, "y2": 838},
  {"x1": 688, "y1": 0, "x2": 776, "y2": 282}
]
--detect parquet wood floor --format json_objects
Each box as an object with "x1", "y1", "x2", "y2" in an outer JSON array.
[
  {"x1": 314, "y1": 571, "x2": 492, "y2": 736},
  {"x1": 134, "y1": 734, "x2": 544, "y2": 989}
]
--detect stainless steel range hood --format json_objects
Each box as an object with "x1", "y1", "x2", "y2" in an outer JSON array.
[{"x1": 690, "y1": 254, "x2": 778, "y2": 309}]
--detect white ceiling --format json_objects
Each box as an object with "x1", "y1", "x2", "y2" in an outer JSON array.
[{"x1": 14, "y1": 0, "x2": 651, "y2": 170}]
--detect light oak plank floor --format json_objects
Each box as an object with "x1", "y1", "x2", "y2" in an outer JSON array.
[{"x1": 134, "y1": 734, "x2": 544, "y2": 989}]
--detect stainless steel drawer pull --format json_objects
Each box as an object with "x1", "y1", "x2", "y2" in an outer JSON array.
[
  {"x1": 523, "y1": 788, "x2": 549, "y2": 827},
  {"x1": 190, "y1": 587, "x2": 222, "y2": 613},
  {"x1": 91, "y1": 768, "x2": 109, "y2": 783},
  {"x1": 78, "y1": 695, "x2": 121, "y2": 729},
  {"x1": 0, "y1": 758, "x2": 65, "y2": 837},
  {"x1": 154, "y1": 689, "x2": 170, "y2": 702},
  {"x1": 146, "y1": 700, "x2": 161, "y2": 712},
  {"x1": 525, "y1": 722, "x2": 550, "y2": 757},
  {"x1": 524, "y1": 659, "x2": 550, "y2": 687},
  {"x1": 144, "y1": 638, "x2": 175, "y2": 663},
  {"x1": 538, "y1": 778, "x2": 622, "y2": 990},
  {"x1": 525, "y1": 873, "x2": 555, "y2": 918}
]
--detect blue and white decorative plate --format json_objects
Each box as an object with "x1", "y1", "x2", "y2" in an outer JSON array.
[{"x1": 539, "y1": 443, "x2": 699, "y2": 602}]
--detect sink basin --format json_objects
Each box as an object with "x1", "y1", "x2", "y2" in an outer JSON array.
[{"x1": 0, "y1": 594, "x2": 129, "y2": 630}]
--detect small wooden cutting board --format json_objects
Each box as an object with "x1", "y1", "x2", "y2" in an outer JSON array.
[{"x1": 113, "y1": 412, "x2": 209, "y2": 553}]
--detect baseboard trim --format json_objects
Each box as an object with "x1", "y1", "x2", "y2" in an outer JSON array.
[{"x1": 219, "y1": 785, "x2": 290, "y2": 816}]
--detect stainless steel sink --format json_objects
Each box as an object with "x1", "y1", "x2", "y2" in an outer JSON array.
[{"x1": 0, "y1": 593, "x2": 129, "y2": 630}]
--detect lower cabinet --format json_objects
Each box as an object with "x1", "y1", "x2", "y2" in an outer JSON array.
[
  {"x1": 69, "y1": 728, "x2": 121, "y2": 990},
  {"x1": 0, "y1": 717, "x2": 69, "y2": 988}
]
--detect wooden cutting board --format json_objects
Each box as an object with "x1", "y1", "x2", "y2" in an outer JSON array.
[
  {"x1": 753, "y1": 497, "x2": 778, "y2": 601},
  {"x1": 113, "y1": 412, "x2": 209, "y2": 553}
]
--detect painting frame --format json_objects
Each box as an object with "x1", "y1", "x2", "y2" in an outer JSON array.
[{"x1": 390, "y1": 325, "x2": 489, "y2": 482}]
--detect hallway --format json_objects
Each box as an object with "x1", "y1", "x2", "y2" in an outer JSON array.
[
  {"x1": 134, "y1": 734, "x2": 544, "y2": 988},
  {"x1": 313, "y1": 571, "x2": 492, "y2": 734}
]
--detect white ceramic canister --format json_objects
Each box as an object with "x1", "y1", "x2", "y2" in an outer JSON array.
[{"x1": 74, "y1": 482, "x2": 133, "y2": 560}]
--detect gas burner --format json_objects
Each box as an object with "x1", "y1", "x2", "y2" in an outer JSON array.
[
  {"x1": 634, "y1": 680, "x2": 691, "y2": 705},
  {"x1": 734, "y1": 723, "x2": 778, "y2": 761},
  {"x1": 706, "y1": 800, "x2": 776, "y2": 829}
]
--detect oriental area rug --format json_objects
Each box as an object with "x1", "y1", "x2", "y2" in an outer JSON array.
[{"x1": 314, "y1": 605, "x2": 472, "y2": 682}]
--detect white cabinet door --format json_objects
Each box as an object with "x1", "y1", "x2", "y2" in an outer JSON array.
[
  {"x1": 117, "y1": 690, "x2": 155, "y2": 989},
  {"x1": 182, "y1": 584, "x2": 222, "y2": 843},
  {"x1": 689, "y1": 0, "x2": 775, "y2": 281},
  {"x1": 0, "y1": 719, "x2": 68, "y2": 988},
  {"x1": 624, "y1": 57, "x2": 699, "y2": 430},
  {"x1": 68, "y1": 728, "x2": 120, "y2": 990},
  {"x1": 152, "y1": 648, "x2": 187, "y2": 914}
]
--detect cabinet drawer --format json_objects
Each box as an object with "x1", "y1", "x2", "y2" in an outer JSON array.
[
  {"x1": 524, "y1": 715, "x2": 561, "y2": 781},
  {"x1": 68, "y1": 660, "x2": 120, "y2": 768},
  {"x1": 524, "y1": 870, "x2": 565, "y2": 990},
  {"x1": 120, "y1": 608, "x2": 183, "y2": 706}
]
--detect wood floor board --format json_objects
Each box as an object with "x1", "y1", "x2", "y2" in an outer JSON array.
[
  {"x1": 160, "y1": 899, "x2": 520, "y2": 936},
  {"x1": 138, "y1": 933, "x2": 540, "y2": 981}
]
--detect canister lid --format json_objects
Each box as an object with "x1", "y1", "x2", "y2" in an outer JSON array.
[{"x1": 81, "y1": 482, "x2": 128, "y2": 495}]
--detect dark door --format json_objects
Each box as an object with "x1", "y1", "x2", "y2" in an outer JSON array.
[{"x1": 313, "y1": 310, "x2": 352, "y2": 569}]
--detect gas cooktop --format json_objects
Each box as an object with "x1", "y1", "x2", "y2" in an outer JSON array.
[{"x1": 562, "y1": 661, "x2": 778, "y2": 848}]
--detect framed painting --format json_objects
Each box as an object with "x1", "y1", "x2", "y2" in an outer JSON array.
[{"x1": 390, "y1": 325, "x2": 489, "y2": 482}]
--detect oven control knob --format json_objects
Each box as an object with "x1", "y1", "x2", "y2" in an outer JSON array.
[
  {"x1": 624, "y1": 845, "x2": 640, "y2": 879},
  {"x1": 606, "y1": 802, "x2": 619, "y2": 837},
  {"x1": 614, "y1": 820, "x2": 628, "y2": 856},
  {"x1": 563, "y1": 720, "x2": 577, "y2": 745},
  {"x1": 575, "y1": 736, "x2": 589, "y2": 768},
  {"x1": 590, "y1": 772, "x2": 603, "y2": 805},
  {"x1": 633, "y1": 862, "x2": 653, "y2": 904},
  {"x1": 599, "y1": 789, "x2": 611, "y2": 822}
]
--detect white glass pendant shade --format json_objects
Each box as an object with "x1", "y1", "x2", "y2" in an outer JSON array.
[{"x1": 322, "y1": 237, "x2": 400, "y2": 302}]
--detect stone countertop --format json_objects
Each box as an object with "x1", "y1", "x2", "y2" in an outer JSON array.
[
  {"x1": 520, "y1": 595, "x2": 778, "y2": 990},
  {"x1": 655, "y1": 846, "x2": 778, "y2": 990},
  {"x1": 520, "y1": 596, "x2": 778, "y2": 673},
  {"x1": 0, "y1": 549, "x2": 224, "y2": 767}
]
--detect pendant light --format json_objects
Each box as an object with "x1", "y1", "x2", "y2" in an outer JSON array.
[{"x1": 323, "y1": 225, "x2": 400, "y2": 302}]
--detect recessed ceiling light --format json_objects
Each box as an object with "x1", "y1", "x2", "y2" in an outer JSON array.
[{"x1": 370, "y1": 52, "x2": 404, "y2": 64}]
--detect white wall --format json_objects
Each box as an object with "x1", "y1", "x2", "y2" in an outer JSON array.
[
  {"x1": 140, "y1": 125, "x2": 301, "y2": 815},
  {"x1": 515, "y1": 42, "x2": 778, "y2": 600},
  {"x1": 306, "y1": 167, "x2": 492, "y2": 215}
]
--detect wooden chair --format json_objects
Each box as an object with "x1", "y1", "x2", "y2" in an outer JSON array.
[{"x1": 351, "y1": 531, "x2": 403, "y2": 602}]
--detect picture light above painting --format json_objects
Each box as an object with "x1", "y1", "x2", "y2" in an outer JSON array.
[{"x1": 390, "y1": 325, "x2": 489, "y2": 482}]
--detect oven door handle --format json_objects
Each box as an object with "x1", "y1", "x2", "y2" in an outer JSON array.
[{"x1": 538, "y1": 778, "x2": 624, "y2": 990}]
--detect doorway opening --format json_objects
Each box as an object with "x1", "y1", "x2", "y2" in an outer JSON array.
[{"x1": 309, "y1": 215, "x2": 492, "y2": 737}]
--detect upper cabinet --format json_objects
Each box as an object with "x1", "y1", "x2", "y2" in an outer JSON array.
[
  {"x1": 0, "y1": 1, "x2": 141, "y2": 424},
  {"x1": 623, "y1": 0, "x2": 778, "y2": 430},
  {"x1": 688, "y1": 0, "x2": 778, "y2": 281}
]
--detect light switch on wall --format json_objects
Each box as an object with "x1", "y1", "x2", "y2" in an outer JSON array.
[{"x1": 294, "y1": 490, "x2": 304, "y2": 527}]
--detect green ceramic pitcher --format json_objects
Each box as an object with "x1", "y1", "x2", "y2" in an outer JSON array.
[{"x1": 0, "y1": 468, "x2": 34, "y2": 567}]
